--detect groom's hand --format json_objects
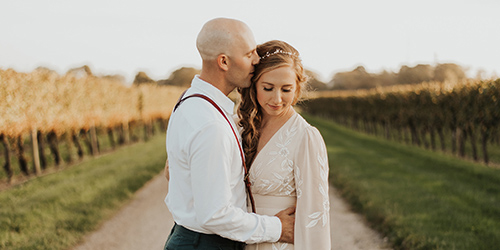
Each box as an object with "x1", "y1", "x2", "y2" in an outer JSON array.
[
  {"x1": 164, "y1": 160, "x2": 170, "y2": 181},
  {"x1": 275, "y1": 206, "x2": 295, "y2": 243}
]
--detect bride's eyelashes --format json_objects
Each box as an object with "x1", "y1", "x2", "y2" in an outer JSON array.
[{"x1": 262, "y1": 87, "x2": 292, "y2": 92}]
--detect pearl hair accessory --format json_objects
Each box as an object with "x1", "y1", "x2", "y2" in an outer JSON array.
[{"x1": 260, "y1": 49, "x2": 297, "y2": 60}]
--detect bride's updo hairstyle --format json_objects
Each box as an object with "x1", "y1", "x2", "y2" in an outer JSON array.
[{"x1": 237, "y1": 40, "x2": 308, "y2": 168}]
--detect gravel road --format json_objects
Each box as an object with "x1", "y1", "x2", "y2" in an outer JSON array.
[{"x1": 71, "y1": 174, "x2": 391, "y2": 250}]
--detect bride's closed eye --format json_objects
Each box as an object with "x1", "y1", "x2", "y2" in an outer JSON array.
[{"x1": 263, "y1": 87, "x2": 273, "y2": 91}]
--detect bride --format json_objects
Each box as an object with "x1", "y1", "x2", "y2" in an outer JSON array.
[{"x1": 238, "y1": 40, "x2": 331, "y2": 250}]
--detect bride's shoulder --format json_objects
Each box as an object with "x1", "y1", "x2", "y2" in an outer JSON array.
[{"x1": 295, "y1": 114, "x2": 323, "y2": 141}]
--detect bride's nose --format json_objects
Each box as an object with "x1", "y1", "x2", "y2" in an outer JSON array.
[{"x1": 272, "y1": 90, "x2": 282, "y2": 103}]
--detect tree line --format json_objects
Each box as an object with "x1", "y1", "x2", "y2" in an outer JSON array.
[
  {"x1": 308, "y1": 63, "x2": 470, "y2": 91},
  {"x1": 132, "y1": 63, "x2": 473, "y2": 92},
  {"x1": 133, "y1": 67, "x2": 200, "y2": 87}
]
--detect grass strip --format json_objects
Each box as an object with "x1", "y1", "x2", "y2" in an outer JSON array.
[
  {"x1": 305, "y1": 114, "x2": 500, "y2": 250},
  {"x1": 0, "y1": 134, "x2": 167, "y2": 250}
]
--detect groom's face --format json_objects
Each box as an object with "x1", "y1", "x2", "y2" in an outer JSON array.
[{"x1": 226, "y1": 30, "x2": 260, "y2": 89}]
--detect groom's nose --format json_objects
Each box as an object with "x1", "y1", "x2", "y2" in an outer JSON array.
[{"x1": 251, "y1": 50, "x2": 260, "y2": 65}]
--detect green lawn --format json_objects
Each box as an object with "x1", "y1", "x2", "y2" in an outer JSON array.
[
  {"x1": 305, "y1": 114, "x2": 500, "y2": 250},
  {"x1": 0, "y1": 134, "x2": 167, "y2": 250}
]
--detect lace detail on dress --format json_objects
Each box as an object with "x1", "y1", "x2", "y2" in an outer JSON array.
[
  {"x1": 272, "y1": 242, "x2": 290, "y2": 250},
  {"x1": 306, "y1": 154, "x2": 330, "y2": 228},
  {"x1": 250, "y1": 126, "x2": 298, "y2": 196},
  {"x1": 295, "y1": 167, "x2": 303, "y2": 198}
]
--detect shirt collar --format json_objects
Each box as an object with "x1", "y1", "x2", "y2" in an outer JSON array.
[{"x1": 190, "y1": 75, "x2": 235, "y2": 115}]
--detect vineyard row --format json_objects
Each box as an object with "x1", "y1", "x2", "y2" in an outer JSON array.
[
  {"x1": 301, "y1": 78, "x2": 500, "y2": 164},
  {"x1": 0, "y1": 68, "x2": 185, "y2": 183}
]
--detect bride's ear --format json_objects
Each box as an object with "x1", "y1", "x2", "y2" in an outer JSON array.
[{"x1": 217, "y1": 54, "x2": 229, "y2": 71}]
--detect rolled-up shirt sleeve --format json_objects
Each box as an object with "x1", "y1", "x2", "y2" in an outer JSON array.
[{"x1": 188, "y1": 120, "x2": 281, "y2": 244}]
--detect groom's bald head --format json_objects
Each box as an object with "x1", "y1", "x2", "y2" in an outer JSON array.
[{"x1": 196, "y1": 18, "x2": 253, "y2": 61}]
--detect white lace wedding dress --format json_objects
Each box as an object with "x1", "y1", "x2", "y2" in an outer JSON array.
[{"x1": 244, "y1": 113, "x2": 331, "y2": 250}]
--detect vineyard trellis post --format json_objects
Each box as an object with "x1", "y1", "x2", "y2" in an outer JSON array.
[
  {"x1": 31, "y1": 127, "x2": 42, "y2": 175},
  {"x1": 89, "y1": 126, "x2": 99, "y2": 156}
]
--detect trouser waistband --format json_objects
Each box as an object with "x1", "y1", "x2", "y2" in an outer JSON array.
[{"x1": 166, "y1": 223, "x2": 246, "y2": 250}]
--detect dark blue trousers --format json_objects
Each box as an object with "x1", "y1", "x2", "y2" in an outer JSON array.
[{"x1": 164, "y1": 223, "x2": 246, "y2": 250}]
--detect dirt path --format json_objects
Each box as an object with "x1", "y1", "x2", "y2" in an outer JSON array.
[
  {"x1": 329, "y1": 187, "x2": 391, "y2": 250},
  {"x1": 72, "y1": 174, "x2": 391, "y2": 250}
]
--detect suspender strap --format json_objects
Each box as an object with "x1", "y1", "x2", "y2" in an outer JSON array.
[{"x1": 173, "y1": 93, "x2": 256, "y2": 213}]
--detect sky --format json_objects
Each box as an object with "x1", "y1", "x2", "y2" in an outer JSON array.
[{"x1": 1, "y1": 0, "x2": 499, "y2": 84}]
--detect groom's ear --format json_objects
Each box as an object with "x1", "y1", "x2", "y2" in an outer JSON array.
[{"x1": 217, "y1": 54, "x2": 229, "y2": 71}]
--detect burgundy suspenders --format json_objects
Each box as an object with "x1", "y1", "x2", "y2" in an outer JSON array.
[{"x1": 173, "y1": 93, "x2": 256, "y2": 213}]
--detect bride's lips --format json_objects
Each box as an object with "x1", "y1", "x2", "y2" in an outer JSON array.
[{"x1": 268, "y1": 104, "x2": 281, "y2": 110}]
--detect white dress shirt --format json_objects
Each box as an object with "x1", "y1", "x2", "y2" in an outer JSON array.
[{"x1": 165, "y1": 76, "x2": 281, "y2": 244}]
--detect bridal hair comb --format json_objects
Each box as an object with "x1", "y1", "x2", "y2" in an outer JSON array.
[{"x1": 260, "y1": 49, "x2": 297, "y2": 60}]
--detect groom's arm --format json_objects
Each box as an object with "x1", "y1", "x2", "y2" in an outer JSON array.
[
  {"x1": 189, "y1": 121, "x2": 282, "y2": 244},
  {"x1": 166, "y1": 122, "x2": 294, "y2": 243}
]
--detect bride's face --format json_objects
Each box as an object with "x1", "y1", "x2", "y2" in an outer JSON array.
[{"x1": 255, "y1": 65, "x2": 297, "y2": 118}]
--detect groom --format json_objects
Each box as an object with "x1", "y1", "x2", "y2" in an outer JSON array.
[{"x1": 163, "y1": 18, "x2": 295, "y2": 250}]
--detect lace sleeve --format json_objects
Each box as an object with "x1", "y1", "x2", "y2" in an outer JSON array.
[{"x1": 293, "y1": 125, "x2": 331, "y2": 249}]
